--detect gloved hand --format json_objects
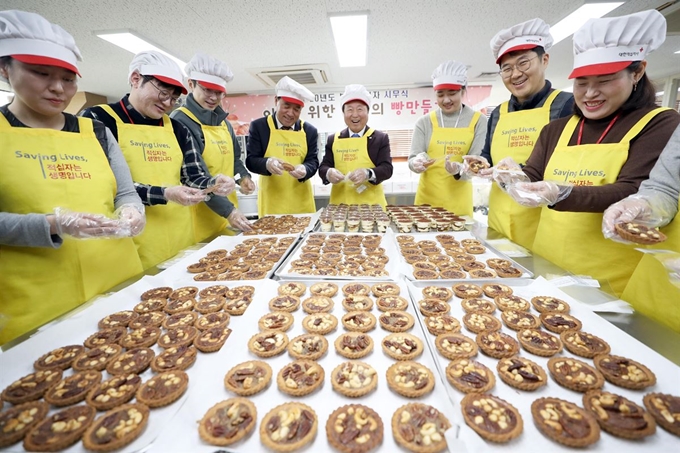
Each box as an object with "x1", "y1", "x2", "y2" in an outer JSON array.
[
  {"x1": 266, "y1": 158, "x2": 284, "y2": 175},
  {"x1": 288, "y1": 164, "x2": 307, "y2": 179},
  {"x1": 209, "y1": 174, "x2": 236, "y2": 196},
  {"x1": 444, "y1": 156, "x2": 463, "y2": 176},
  {"x1": 227, "y1": 209, "x2": 253, "y2": 232},
  {"x1": 239, "y1": 177, "x2": 256, "y2": 195},
  {"x1": 326, "y1": 168, "x2": 345, "y2": 184},
  {"x1": 490, "y1": 157, "x2": 528, "y2": 190},
  {"x1": 602, "y1": 195, "x2": 654, "y2": 240},
  {"x1": 115, "y1": 204, "x2": 146, "y2": 236},
  {"x1": 506, "y1": 181, "x2": 573, "y2": 208},
  {"x1": 164, "y1": 186, "x2": 207, "y2": 206},
  {"x1": 411, "y1": 152, "x2": 434, "y2": 174},
  {"x1": 347, "y1": 168, "x2": 370, "y2": 185},
  {"x1": 52, "y1": 207, "x2": 122, "y2": 239},
  {"x1": 462, "y1": 155, "x2": 490, "y2": 178}
]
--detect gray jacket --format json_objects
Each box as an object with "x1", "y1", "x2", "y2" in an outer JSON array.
[{"x1": 170, "y1": 94, "x2": 251, "y2": 217}]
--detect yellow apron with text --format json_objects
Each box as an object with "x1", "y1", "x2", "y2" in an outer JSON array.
[
  {"x1": 176, "y1": 107, "x2": 237, "y2": 242},
  {"x1": 0, "y1": 115, "x2": 142, "y2": 345},
  {"x1": 488, "y1": 90, "x2": 561, "y2": 249},
  {"x1": 532, "y1": 109, "x2": 668, "y2": 295},
  {"x1": 329, "y1": 129, "x2": 386, "y2": 207},
  {"x1": 258, "y1": 115, "x2": 315, "y2": 216},
  {"x1": 100, "y1": 105, "x2": 194, "y2": 269},
  {"x1": 415, "y1": 111, "x2": 480, "y2": 215},
  {"x1": 621, "y1": 202, "x2": 680, "y2": 332}
]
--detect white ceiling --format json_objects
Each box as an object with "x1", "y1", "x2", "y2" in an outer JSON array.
[{"x1": 3, "y1": 0, "x2": 680, "y2": 104}]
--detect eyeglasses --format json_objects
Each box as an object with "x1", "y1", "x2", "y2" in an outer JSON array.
[
  {"x1": 143, "y1": 76, "x2": 181, "y2": 105},
  {"x1": 196, "y1": 83, "x2": 226, "y2": 100},
  {"x1": 499, "y1": 56, "x2": 538, "y2": 79}
]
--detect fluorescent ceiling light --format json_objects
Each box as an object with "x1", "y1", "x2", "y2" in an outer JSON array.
[
  {"x1": 675, "y1": 49, "x2": 680, "y2": 54},
  {"x1": 329, "y1": 13, "x2": 368, "y2": 67},
  {"x1": 551, "y1": 2, "x2": 623, "y2": 45},
  {"x1": 96, "y1": 31, "x2": 186, "y2": 71}
]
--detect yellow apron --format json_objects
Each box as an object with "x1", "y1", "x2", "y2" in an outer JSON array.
[
  {"x1": 0, "y1": 114, "x2": 142, "y2": 345},
  {"x1": 99, "y1": 105, "x2": 194, "y2": 269},
  {"x1": 532, "y1": 109, "x2": 668, "y2": 295},
  {"x1": 258, "y1": 115, "x2": 315, "y2": 217},
  {"x1": 329, "y1": 129, "x2": 386, "y2": 207},
  {"x1": 176, "y1": 107, "x2": 237, "y2": 242},
  {"x1": 621, "y1": 201, "x2": 680, "y2": 332},
  {"x1": 488, "y1": 90, "x2": 561, "y2": 249},
  {"x1": 414, "y1": 111, "x2": 480, "y2": 215}
]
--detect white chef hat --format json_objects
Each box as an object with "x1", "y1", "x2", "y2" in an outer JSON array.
[
  {"x1": 340, "y1": 84, "x2": 371, "y2": 108},
  {"x1": 490, "y1": 18, "x2": 553, "y2": 64},
  {"x1": 0, "y1": 10, "x2": 82, "y2": 76},
  {"x1": 185, "y1": 52, "x2": 233, "y2": 93},
  {"x1": 432, "y1": 60, "x2": 467, "y2": 90},
  {"x1": 569, "y1": 9, "x2": 666, "y2": 79},
  {"x1": 275, "y1": 76, "x2": 314, "y2": 107},
  {"x1": 129, "y1": 50, "x2": 187, "y2": 94}
]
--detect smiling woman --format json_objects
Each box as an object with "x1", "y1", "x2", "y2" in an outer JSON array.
[
  {"x1": 512, "y1": 9, "x2": 680, "y2": 296},
  {"x1": 0, "y1": 10, "x2": 144, "y2": 346}
]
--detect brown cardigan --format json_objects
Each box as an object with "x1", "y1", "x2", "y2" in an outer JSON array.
[{"x1": 523, "y1": 106, "x2": 680, "y2": 212}]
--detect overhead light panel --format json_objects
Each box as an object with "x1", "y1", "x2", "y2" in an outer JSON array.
[
  {"x1": 95, "y1": 31, "x2": 187, "y2": 70},
  {"x1": 329, "y1": 13, "x2": 368, "y2": 67},
  {"x1": 551, "y1": 2, "x2": 623, "y2": 45},
  {"x1": 675, "y1": 49, "x2": 680, "y2": 54}
]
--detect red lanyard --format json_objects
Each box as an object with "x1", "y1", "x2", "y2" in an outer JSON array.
[
  {"x1": 576, "y1": 113, "x2": 620, "y2": 145},
  {"x1": 118, "y1": 100, "x2": 162, "y2": 126}
]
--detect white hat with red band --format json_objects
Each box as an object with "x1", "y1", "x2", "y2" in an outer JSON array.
[
  {"x1": 340, "y1": 84, "x2": 371, "y2": 107},
  {"x1": 432, "y1": 60, "x2": 467, "y2": 90},
  {"x1": 129, "y1": 50, "x2": 187, "y2": 94},
  {"x1": 491, "y1": 18, "x2": 553, "y2": 64},
  {"x1": 275, "y1": 76, "x2": 314, "y2": 107},
  {"x1": 0, "y1": 10, "x2": 82, "y2": 78},
  {"x1": 569, "y1": 9, "x2": 665, "y2": 79},
  {"x1": 185, "y1": 52, "x2": 233, "y2": 93}
]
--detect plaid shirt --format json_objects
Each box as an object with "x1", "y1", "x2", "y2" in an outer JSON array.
[{"x1": 81, "y1": 95, "x2": 214, "y2": 205}]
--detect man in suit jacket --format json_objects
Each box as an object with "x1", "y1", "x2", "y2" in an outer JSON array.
[
  {"x1": 246, "y1": 76, "x2": 319, "y2": 216},
  {"x1": 319, "y1": 84, "x2": 393, "y2": 207}
]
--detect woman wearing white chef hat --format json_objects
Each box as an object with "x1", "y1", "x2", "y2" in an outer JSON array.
[
  {"x1": 319, "y1": 84, "x2": 393, "y2": 207},
  {"x1": 408, "y1": 61, "x2": 487, "y2": 215},
  {"x1": 171, "y1": 53, "x2": 256, "y2": 238},
  {"x1": 0, "y1": 10, "x2": 144, "y2": 345},
  {"x1": 246, "y1": 76, "x2": 320, "y2": 216},
  {"x1": 82, "y1": 51, "x2": 235, "y2": 269},
  {"x1": 505, "y1": 9, "x2": 680, "y2": 295},
  {"x1": 468, "y1": 18, "x2": 574, "y2": 249}
]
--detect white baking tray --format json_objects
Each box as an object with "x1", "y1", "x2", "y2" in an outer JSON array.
[{"x1": 406, "y1": 276, "x2": 680, "y2": 453}]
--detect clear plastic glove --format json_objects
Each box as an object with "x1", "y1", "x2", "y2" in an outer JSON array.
[
  {"x1": 209, "y1": 174, "x2": 236, "y2": 196},
  {"x1": 288, "y1": 164, "x2": 307, "y2": 179},
  {"x1": 444, "y1": 156, "x2": 463, "y2": 176},
  {"x1": 507, "y1": 181, "x2": 573, "y2": 208},
  {"x1": 326, "y1": 168, "x2": 345, "y2": 184},
  {"x1": 266, "y1": 158, "x2": 284, "y2": 175},
  {"x1": 115, "y1": 204, "x2": 145, "y2": 236},
  {"x1": 411, "y1": 152, "x2": 434, "y2": 174},
  {"x1": 462, "y1": 155, "x2": 491, "y2": 178},
  {"x1": 227, "y1": 209, "x2": 253, "y2": 233},
  {"x1": 490, "y1": 158, "x2": 528, "y2": 191},
  {"x1": 164, "y1": 186, "x2": 207, "y2": 206},
  {"x1": 347, "y1": 168, "x2": 370, "y2": 185},
  {"x1": 239, "y1": 177, "x2": 256, "y2": 195},
  {"x1": 52, "y1": 207, "x2": 123, "y2": 239},
  {"x1": 602, "y1": 194, "x2": 672, "y2": 241}
]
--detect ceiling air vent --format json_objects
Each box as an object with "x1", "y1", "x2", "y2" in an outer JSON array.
[
  {"x1": 474, "y1": 72, "x2": 500, "y2": 80},
  {"x1": 249, "y1": 64, "x2": 330, "y2": 87}
]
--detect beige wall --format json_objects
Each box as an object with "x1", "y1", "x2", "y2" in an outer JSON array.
[{"x1": 65, "y1": 91, "x2": 107, "y2": 114}]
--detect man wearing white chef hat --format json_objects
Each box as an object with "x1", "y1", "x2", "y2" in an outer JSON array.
[
  {"x1": 319, "y1": 84, "x2": 393, "y2": 207},
  {"x1": 82, "y1": 50, "x2": 235, "y2": 269},
  {"x1": 468, "y1": 18, "x2": 574, "y2": 249},
  {"x1": 246, "y1": 76, "x2": 319, "y2": 216},
  {"x1": 408, "y1": 61, "x2": 487, "y2": 215},
  {"x1": 0, "y1": 10, "x2": 143, "y2": 344},
  {"x1": 171, "y1": 52, "x2": 256, "y2": 238}
]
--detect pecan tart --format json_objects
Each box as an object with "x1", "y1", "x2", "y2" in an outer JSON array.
[
  {"x1": 326, "y1": 404, "x2": 383, "y2": 453},
  {"x1": 331, "y1": 361, "x2": 378, "y2": 398},
  {"x1": 531, "y1": 397, "x2": 600, "y2": 447},
  {"x1": 392, "y1": 403, "x2": 450, "y2": 453},
  {"x1": 379, "y1": 311, "x2": 414, "y2": 333},
  {"x1": 259, "y1": 311, "x2": 294, "y2": 332},
  {"x1": 548, "y1": 357, "x2": 604, "y2": 393},
  {"x1": 560, "y1": 331, "x2": 611, "y2": 358},
  {"x1": 224, "y1": 360, "x2": 272, "y2": 396},
  {"x1": 260, "y1": 402, "x2": 317, "y2": 453},
  {"x1": 34, "y1": 345, "x2": 84, "y2": 371},
  {"x1": 288, "y1": 333, "x2": 328, "y2": 361},
  {"x1": 199, "y1": 398, "x2": 257, "y2": 446},
  {"x1": 476, "y1": 331, "x2": 519, "y2": 359},
  {"x1": 23, "y1": 404, "x2": 95, "y2": 451},
  {"x1": 248, "y1": 331, "x2": 289, "y2": 358},
  {"x1": 446, "y1": 359, "x2": 495, "y2": 394},
  {"x1": 335, "y1": 332, "x2": 374, "y2": 359},
  {"x1": 45, "y1": 371, "x2": 102, "y2": 407},
  {"x1": 1, "y1": 370, "x2": 62, "y2": 404},
  {"x1": 583, "y1": 390, "x2": 656, "y2": 439},
  {"x1": 643, "y1": 393, "x2": 680, "y2": 437},
  {"x1": 302, "y1": 313, "x2": 338, "y2": 335},
  {"x1": 86, "y1": 374, "x2": 141, "y2": 411},
  {"x1": 73, "y1": 345, "x2": 122, "y2": 372},
  {"x1": 496, "y1": 356, "x2": 547, "y2": 391},
  {"x1": 136, "y1": 371, "x2": 188, "y2": 408},
  {"x1": 434, "y1": 333, "x2": 478, "y2": 359},
  {"x1": 517, "y1": 328, "x2": 563, "y2": 357},
  {"x1": 0, "y1": 401, "x2": 49, "y2": 448},
  {"x1": 277, "y1": 360, "x2": 325, "y2": 396},
  {"x1": 105, "y1": 348, "x2": 154, "y2": 376},
  {"x1": 593, "y1": 354, "x2": 656, "y2": 390},
  {"x1": 151, "y1": 345, "x2": 197, "y2": 372},
  {"x1": 342, "y1": 311, "x2": 377, "y2": 333},
  {"x1": 461, "y1": 393, "x2": 523, "y2": 443},
  {"x1": 381, "y1": 333, "x2": 423, "y2": 361},
  {"x1": 82, "y1": 403, "x2": 149, "y2": 452}
]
